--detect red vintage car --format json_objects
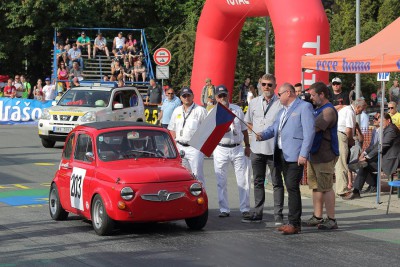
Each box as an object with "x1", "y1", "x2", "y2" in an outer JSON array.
[{"x1": 49, "y1": 121, "x2": 208, "y2": 235}]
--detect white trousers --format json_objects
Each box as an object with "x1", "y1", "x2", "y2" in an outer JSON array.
[
  {"x1": 213, "y1": 145, "x2": 250, "y2": 213},
  {"x1": 177, "y1": 144, "x2": 205, "y2": 186}
]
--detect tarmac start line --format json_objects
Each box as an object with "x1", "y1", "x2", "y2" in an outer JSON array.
[{"x1": 0, "y1": 183, "x2": 50, "y2": 208}]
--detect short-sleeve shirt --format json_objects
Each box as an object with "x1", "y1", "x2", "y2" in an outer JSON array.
[
  {"x1": 244, "y1": 95, "x2": 282, "y2": 155},
  {"x1": 42, "y1": 85, "x2": 56, "y2": 100},
  {"x1": 331, "y1": 91, "x2": 350, "y2": 106},
  {"x1": 160, "y1": 96, "x2": 181, "y2": 125},
  {"x1": 217, "y1": 104, "x2": 247, "y2": 145},
  {"x1": 77, "y1": 36, "x2": 90, "y2": 44},
  {"x1": 310, "y1": 106, "x2": 338, "y2": 163},
  {"x1": 389, "y1": 86, "x2": 400, "y2": 103},
  {"x1": 168, "y1": 103, "x2": 207, "y2": 143},
  {"x1": 337, "y1": 105, "x2": 356, "y2": 135},
  {"x1": 114, "y1": 37, "x2": 126, "y2": 49},
  {"x1": 94, "y1": 37, "x2": 107, "y2": 47},
  {"x1": 68, "y1": 48, "x2": 81, "y2": 59},
  {"x1": 390, "y1": 112, "x2": 400, "y2": 129},
  {"x1": 3, "y1": 85, "x2": 16, "y2": 96},
  {"x1": 147, "y1": 85, "x2": 162, "y2": 104}
]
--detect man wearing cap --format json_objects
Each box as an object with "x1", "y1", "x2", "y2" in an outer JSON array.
[
  {"x1": 330, "y1": 77, "x2": 350, "y2": 109},
  {"x1": 243, "y1": 73, "x2": 284, "y2": 225},
  {"x1": 211, "y1": 85, "x2": 252, "y2": 219},
  {"x1": 201, "y1": 78, "x2": 215, "y2": 107},
  {"x1": 42, "y1": 78, "x2": 56, "y2": 100},
  {"x1": 168, "y1": 87, "x2": 207, "y2": 185},
  {"x1": 76, "y1": 32, "x2": 91, "y2": 59},
  {"x1": 93, "y1": 33, "x2": 110, "y2": 59}
]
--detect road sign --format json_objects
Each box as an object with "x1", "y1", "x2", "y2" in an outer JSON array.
[
  {"x1": 153, "y1": 48, "x2": 171, "y2": 66},
  {"x1": 377, "y1": 72, "x2": 390, "y2": 81},
  {"x1": 156, "y1": 66, "x2": 170, "y2": 79}
]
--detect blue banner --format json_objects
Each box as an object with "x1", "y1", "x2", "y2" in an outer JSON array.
[{"x1": 0, "y1": 97, "x2": 53, "y2": 123}]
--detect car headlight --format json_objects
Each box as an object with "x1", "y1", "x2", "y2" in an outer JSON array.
[
  {"x1": 40, "y1": 109, "x2": 51, "y2": 120},
  {"x1": 80, "y1": 111, "x2": 96, "y2": 122},
  {"x1": 120, "y1": 187, "x2": 135, "y2": 200},
  {"x1": 190, "y1": 183, "x2": 202, "y2": 196}
]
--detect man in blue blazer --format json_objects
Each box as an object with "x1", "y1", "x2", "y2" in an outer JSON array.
[{"x1": 257, "y1": 83, "x2": 315, "y2": 235}]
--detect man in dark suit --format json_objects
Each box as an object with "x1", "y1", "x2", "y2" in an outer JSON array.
[
  {"x1": 344, "y1": 113, "x2": 400, "y2": 199},
  {"x1": 257, "y1": 83, "x2": 315, "y2": 235}
]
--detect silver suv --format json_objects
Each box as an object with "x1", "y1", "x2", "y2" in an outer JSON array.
[{"x1": 38, "y1": 84, "x2": 145, "y2": 148}]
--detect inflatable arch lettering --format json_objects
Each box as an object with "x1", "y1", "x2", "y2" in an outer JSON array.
[{"x1": 191, "y1": 0, "x2": 329, "y2": 103}]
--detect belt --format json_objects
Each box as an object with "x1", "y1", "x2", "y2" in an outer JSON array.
[
  {"x1": 177, "y1": 141, "x2": 190, "y2": 147},
  {"x1": 218, "y1": 143, "x2": 240, "y2": 148},
  {"x1": 338, "y1": 131, "x2": 346, "y2": 135}
]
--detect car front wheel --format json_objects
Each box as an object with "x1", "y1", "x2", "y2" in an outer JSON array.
[
  {"x1": 91, "y1": 194, "x2": 114, "y2": 236},
  {"x1": 41, "y1": 138, "x2": 56, "y2": 148},
  {"x1": 185, "y1": 210, "x2": 208, "y2": 230},
  {"x1": 49, "y1": 183, "x2": 69, "y2": 220}
]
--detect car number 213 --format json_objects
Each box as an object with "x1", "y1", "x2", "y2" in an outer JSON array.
[{"x1": 70, "y1": 167, "x2": 86, "y2": 211}]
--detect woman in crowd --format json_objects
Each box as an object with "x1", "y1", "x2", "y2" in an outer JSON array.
[
  {"x1": 57, "y1": 62, "x2": 70, "y2": 89},
  {"x1": 111, "y1": 60, "x2": 124, "y2": 81},
  {"x1": 247, "y1": 84, "x2": 257, "y2": 104},
  {"x1": 33, "y1": 78, "x2": 44, "y2": 100}
]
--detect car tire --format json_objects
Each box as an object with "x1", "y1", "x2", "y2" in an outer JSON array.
[
  {"x1": 91, "y1": 194, "x2": 114, "y2": 236},
  {"x1": 49, "y1": 183, "x2": 69, "y2": 220},
  {"x1": 185, "y1": 209, "x2": 208, "y2": 230},
  {"x1": 41, "y1": 138, "x2": 56, "y2": 148}
]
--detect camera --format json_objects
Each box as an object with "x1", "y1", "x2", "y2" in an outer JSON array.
[{"x1": 299, "y1": 90, "x2": 312, "y2": 104}]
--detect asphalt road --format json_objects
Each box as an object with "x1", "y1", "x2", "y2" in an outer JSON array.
[{"x1": 1, "y1": 124, "x2": 400, "y2": 267}]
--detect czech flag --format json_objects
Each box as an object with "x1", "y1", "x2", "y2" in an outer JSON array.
[{"x1": 189, "y1": 103, "x2": 236, "y2": 157}]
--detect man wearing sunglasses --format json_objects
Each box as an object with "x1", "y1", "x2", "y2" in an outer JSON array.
[
  {"x1": 158, "y1": 88, "x2": 181, "y2": 129},
  {"x1": 344, "y1": 113, "x2": 400, "y2": 200},
  {"x1": 388, "y1": 101, "x2": 400, "y2": 129},
  {"x1": 388, "y1": 78, "x2": 399, "y2": 109},
  {"x1": 330, "y1": 77, "x2": 350, "y2": 109},
  {"x1": 256, "y1": 83, "x2": 315, "y2": 235},
  {"x1": 243, "y1": 74, "x2": 284, "y2": 225},
  {"x1": 211, "y1": 85, "x2": 251, "y2": 219},
  {"x1": 168, "y1": 87, "x2": 207, "y2": 186}
]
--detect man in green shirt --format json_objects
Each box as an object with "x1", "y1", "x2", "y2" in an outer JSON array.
[{"x1": 76, "y1": 31, "x2": 91, "y2": 59}]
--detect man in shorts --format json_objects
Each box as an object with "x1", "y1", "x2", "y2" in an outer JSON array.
[{"x1": 304, "y1": 82, "x2": 339, "y2": 230}]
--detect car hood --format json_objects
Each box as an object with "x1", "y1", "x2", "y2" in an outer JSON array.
[
  {"x1": 49, "y1": 105, "x2": 104, "y2": 115},
  {"x1": 96, "y1": 161, "x2": 194, "y2": 184}
]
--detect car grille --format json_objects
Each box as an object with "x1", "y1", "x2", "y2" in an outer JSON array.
[
  {"x1": 141, "y1": 190, "x2": 185, "y2": 202},
  {"x1": 52, "y1": 115, "x2": 79, "y2": 121}
]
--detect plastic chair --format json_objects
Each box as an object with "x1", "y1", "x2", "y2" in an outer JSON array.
[{"x1": 386, "y1": 180, "x2": 400, "y2": 215}]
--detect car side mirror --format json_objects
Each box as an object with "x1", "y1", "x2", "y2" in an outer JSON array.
[
  {"x1": 179, "y1": 150, "x2": 185, "y2": 158},
  {"x1": 85, "y1": 152, "x2": 95, "y2": 162},
  {"x1": 114, "y1": 103, "x2": 123, "y2": 109}
]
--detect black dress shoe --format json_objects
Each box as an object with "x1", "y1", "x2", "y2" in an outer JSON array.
[{"x1": 343, "y1": 191, "x2": 361, "y2": 200}]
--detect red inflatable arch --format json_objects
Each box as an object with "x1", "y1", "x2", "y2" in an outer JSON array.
[{"x1": 191, "y1": 0, "x2": 329, "y2": 103}]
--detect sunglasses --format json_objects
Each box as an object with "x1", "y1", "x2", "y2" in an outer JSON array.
[
  {"x1": 373, "y1": 117, "x2": 380, "y2": 121},
  {"x1": 181, "y1": 94, "x2": 191, "y2": 98},
  {"x1": 167, "y1": 93, "x2": 174, "y2": 95},
  {"x1": 332, "y1": 82, "x2": 341, "y2": 86},
  {"x1": 278, "y1": 90, "x2": 288, "y2": 97},
  {"x1": 217, "y1": 93, "x2": 227, "y2": 98},
  {"x1": 388, "y1": 107, "x2": 395, "y2": 109},
  {"x1": 261, "y1": 83, "x2": 274, "y2": 87}
]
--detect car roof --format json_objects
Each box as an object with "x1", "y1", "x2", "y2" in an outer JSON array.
[
  {"x1": 70, "y1": 85, "x2": 138, "y2": 92},
  {"x1": 80, "y1": 121, "x2": 160, "y2": 130}
]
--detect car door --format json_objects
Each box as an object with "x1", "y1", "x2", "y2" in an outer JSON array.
[
  {"x1": 68, "y1": 131, "x2": 96, "y2": 217},
  {"x1": 58, "y1": 133, "x2": 75, "y2": 210}
]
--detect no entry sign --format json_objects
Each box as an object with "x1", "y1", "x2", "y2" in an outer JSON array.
[{"x1": 153, "y1": 48, "x2": 171, "y2": 66}]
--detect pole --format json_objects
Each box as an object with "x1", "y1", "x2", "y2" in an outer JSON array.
[
  {"x1": 266, "y1": 17, "x2": 269, "y2": 74},
  {"x1": 355, "y1": 0, "x2": 361, "y2": 99},
  {"x1": 376, "y1": 80, "x2": 385, "y2": 204}
]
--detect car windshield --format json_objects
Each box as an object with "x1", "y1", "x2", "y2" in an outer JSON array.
[
  {"x1": 58, "y1": 90, "x2": 111, "y2": 107},
  {"x1": 96, "y1": 129, "x2": 177, "y2": 162}
]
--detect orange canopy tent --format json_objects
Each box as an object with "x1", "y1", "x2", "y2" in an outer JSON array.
[{"x1": 301, "y1": 17, "x2": 400, "y2": 73}]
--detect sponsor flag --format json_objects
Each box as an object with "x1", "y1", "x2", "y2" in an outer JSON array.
[{"x1": 189, "y1": 103, "x2": 235, "y2": 157}]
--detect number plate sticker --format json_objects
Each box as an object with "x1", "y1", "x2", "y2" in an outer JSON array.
[
  {"x1": 70, "y1": 167, "x2": 86, "y2": 211},
  {"x1": 53, "y1": 126, "x2": 73, "y2": 133}
]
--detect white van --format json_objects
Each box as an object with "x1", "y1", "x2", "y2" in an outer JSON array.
[{"x1": 38, "y1": 83, "x2": 145, "y2": 148}]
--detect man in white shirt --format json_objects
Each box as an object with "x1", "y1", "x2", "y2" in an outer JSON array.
[
  {"x1": 42, "y1": 78, "x2": 56, "y2": 100},
  {"x1": 335, "y1": 99, "x2": 366, "y2": 198},
  {"x1": 168, "y1": 87, "x2": 207, "y2": 185},
  {"x1": 211, "y1": 85, "x2": 251, "y2": 219}
]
